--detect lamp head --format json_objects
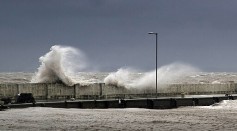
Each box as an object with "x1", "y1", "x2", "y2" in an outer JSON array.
[{"x1": 148, "y1": 32, "x2": 157, "y2": 34}]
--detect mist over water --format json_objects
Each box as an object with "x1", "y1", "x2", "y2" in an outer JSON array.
[
  {"x1": 27, "y1": 45, "x2": 235, "y2": 88},
  {"x1": 104, "y1": 68, "x2": 140, "y2": 87},
  {"x1": 31, "y1": 45, "x2": 87, "y2": 86},
  {"x1": 104, "y1": 63, "x2": 200, "y2": 89},
  {"x1": 134, "y1": 63, "x2": 200, "y2": 89},
  {"x1": 31, "y1": 45, "x2": 201, "y2": 88}
]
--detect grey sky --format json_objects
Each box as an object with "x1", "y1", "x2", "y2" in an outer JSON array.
[{"x1": 1, "y1": 0, "x2": 237, "y2": 72}]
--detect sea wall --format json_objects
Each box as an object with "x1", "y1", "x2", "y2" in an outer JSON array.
[{"x1": 0, "y1": 82, "x2": 236, "y2": 100}]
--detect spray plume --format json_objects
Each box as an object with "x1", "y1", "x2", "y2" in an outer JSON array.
[
  {"x1": 104, "y1": 68, "x2": 138, "y2": 87},
  {"x1": 104, "y1": 63, "x2": 200, "y2": 88},
  {"x1": 31, "y1": 45, "x2": 87, "y2": 86},
  {"x1": 134, "y1": 63, "x2": 200, "y2": 89}
]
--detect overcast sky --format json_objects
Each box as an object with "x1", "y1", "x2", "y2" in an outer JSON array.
[{"x1": 1, "y1": 0, "x2": 237, "y2": 72}]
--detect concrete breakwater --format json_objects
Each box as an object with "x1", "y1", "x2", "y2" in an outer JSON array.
[
  {"x1": 7, "y1": 95, "x2": 237, "y2": 109},
  {"x1": 0, "y1": 82, "x2": 236, "y2": 100}
]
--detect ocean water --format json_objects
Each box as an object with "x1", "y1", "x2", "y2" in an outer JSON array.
[
  {"x1": 1, "y1": 45, "x2": 236, "y2": 130},
  {"x1": 1, "y1": 45, "x2": 236, "y2": 86},
  {"x1": 1, "y1": 45, "x2": 230, "y2": 87},
  {"x1": 0, "y1": 72, "x2": 237, "y2": 84}
]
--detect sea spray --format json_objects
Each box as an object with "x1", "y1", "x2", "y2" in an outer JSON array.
[
  {"x1": 31, "y1": 45, "x2": 87, "y2": 86},
  {"x1": 133, "y1": 63, "x2": 200, "y2": 89},
  {"x1": 104, "y1": 68, "x2": 139, "y2": 87},
  {"x1": 104, "y1": 63, "x2": 200, "y2": 88}
]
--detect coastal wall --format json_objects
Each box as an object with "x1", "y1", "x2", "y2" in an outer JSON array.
[{"x1": 0, "y1": 82, "x2": 236, "y2": 100}]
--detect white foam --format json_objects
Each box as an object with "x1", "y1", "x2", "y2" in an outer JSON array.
[
  {"x1": 199, "y1": 100, "x2": 237, "y2": 110},
  {"x1": 104, "y1": 68, "x2": 138, "y2": 87},
  {"x1": 31, "y1": 45, "x2": 87, "y2": 86},
  {"x1": 104, "y1": 62, "x2": 200, "y2": 89}
]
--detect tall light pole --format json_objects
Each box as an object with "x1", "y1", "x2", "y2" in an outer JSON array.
[{"x1": 148, "y1": 32, "x2": 158, "y2": 98}]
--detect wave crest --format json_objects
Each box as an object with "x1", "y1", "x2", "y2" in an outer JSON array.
[{"x1": 31, "y1": 45, "x2": 87, "y2": 86}]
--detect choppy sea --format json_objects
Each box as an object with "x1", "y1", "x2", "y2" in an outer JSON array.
[{"x1": 1, "y1": 72, "x2": 237, "y2": 84}]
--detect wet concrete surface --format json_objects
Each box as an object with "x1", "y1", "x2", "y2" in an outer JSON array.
[{"x1": 1, "y1": 102, "x2": 237, "y2": 131}]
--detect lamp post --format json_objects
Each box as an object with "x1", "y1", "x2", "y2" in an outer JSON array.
[{"x1": 148, "y1": 32, "x2": 158, "y2": 98}]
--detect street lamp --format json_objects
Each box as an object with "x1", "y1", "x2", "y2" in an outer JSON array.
[{"x1": 148, "y1": 32, "x2": 158, "y2": 98}]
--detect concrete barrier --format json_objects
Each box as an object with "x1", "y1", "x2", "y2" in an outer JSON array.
[
  {"x1": 0, "y1": 84, "x2": 18, "y2": 98},
  {"x1": 79, "y1": 100, "x2": 109, "y2": 109},
  {"x1": 176, "y1": 98, "x2": 194, "y2": 107},
  {"x1": 0, "y1": 83, "x2": 237, "y2": 100},
  {"x1": 47, "y1": 84, "x2": 74, "y2": 100},
  {"x1": 125, "y1": 99, "x2": 149, "y2": 108},
  {"x1": 153, "y1": 99, "x2": 177, "y2": 109},
  {"x1": 5, "y1": 95, "x2": 237, "y2": 109},
  {"x1": 18, "y1": 83, "x2": 47, "y2": 100},
  {"x1": 106, "y1": 100, "x2": 123, "y2": 108},
  {"x1": 43, "y1": 101, "x2": 67, "y2": 108},
  {"x1": 213, "y1": 96, "x2": 229, "y2": 103},
  {"x1": 66, "y1": 101, "x2": 81, "y2": 108},
  {"x1": 94, "y1": 100, "x2": 109, "y2": 108},
  {"x1": 80, "y1": 100, "x2": 97, "y2": 108},
  {"x1": 8, "y1": 103, "x2": 41, "y2": 108},
  {"x1": 194, "y1": 97, "x2": 215, "y2": 106}
]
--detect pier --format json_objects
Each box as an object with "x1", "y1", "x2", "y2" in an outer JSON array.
[
  {"x1": 0, "y1": 82, "x2": 236, "y2": 101},
  {"x1": 3, "y1": 95, "x2": 236, "y2": 109}
]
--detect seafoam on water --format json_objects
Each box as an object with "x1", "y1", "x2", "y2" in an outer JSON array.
[{"x1": 0, "y1": 72, "x2": 237, "y2": 85}]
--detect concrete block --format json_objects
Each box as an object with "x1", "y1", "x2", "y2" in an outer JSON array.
[
  {"x1": 95, "y1": 100, "x2": 108, "y2": 108},
  {"x1": 76, "y1": 83, "x2": 101, "y2": 97},
  {"x1": 80, "y1": 100, "x2": 96, "y2": 108},
  {"x1": 18, "y1": 83, "x2": 47, "y2": 99},
  {"x1": 213, "y1": 96, "x2": 229, "y2": 103},
  {"x1": 106, "y1": 100, "x2": 121, "y2": 108},
  {"x1": 97, "y1": 99, "x2": 126, "y2": 108},
  {"x1": 43, "y1": 102, "x2": 66, "y2": 108},
  {"x1": 8, "y1": 103, "x2": 35, "y2": 108},
  {"x1": 66, "y1": 101, "x2": 81, "y2": 108},
  {"x1": 229, "y1": 95, "x2": 237, "y2": 100},
  {"x1": 196, "y1": 97, "x2": 215, "y2": 106},
  {"x1": 79, "y1": 100, "x2": 108, "y2": 108},
  {"x1": 176, "y1": 98, "x2": 194, "y2": 107},
  {"x1": 125, "y1": 99, "x2": 148, "y2": 108},
  {"x1": 47, "y1": 84, "x2": 74, "y2": 99},
  {"x1": 153, "y1": 99, "x2": 177, "y2": 109},
  {"x1": 0, "y1": 84, "x2": 18, "y2": 97}
]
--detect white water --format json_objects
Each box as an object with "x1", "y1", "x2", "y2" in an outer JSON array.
[
  {"x1": 104, "y1": 68, "x2": 140, "y2": 87},
  {"x1": 135, "y1": 63, "x2": 200, "y2": 89},
  {"x1": 2, "y1": 71, "x2": 237, "y2": 85},
  {"x1": 200, "y1": 100, "x2": 237, "y2": 110},
  {"x1": 0, "y1": 45, "x2": 234, "y2": 87},
  {"x1": 30, "y1": 45, "x2": 201, "y2": 87},
  {"x1": 31, "y1": 45, "x2": 87, "y2": 86},
  {"x1": 104, "y1": 63, "x2": 200, "y2": 89}
]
